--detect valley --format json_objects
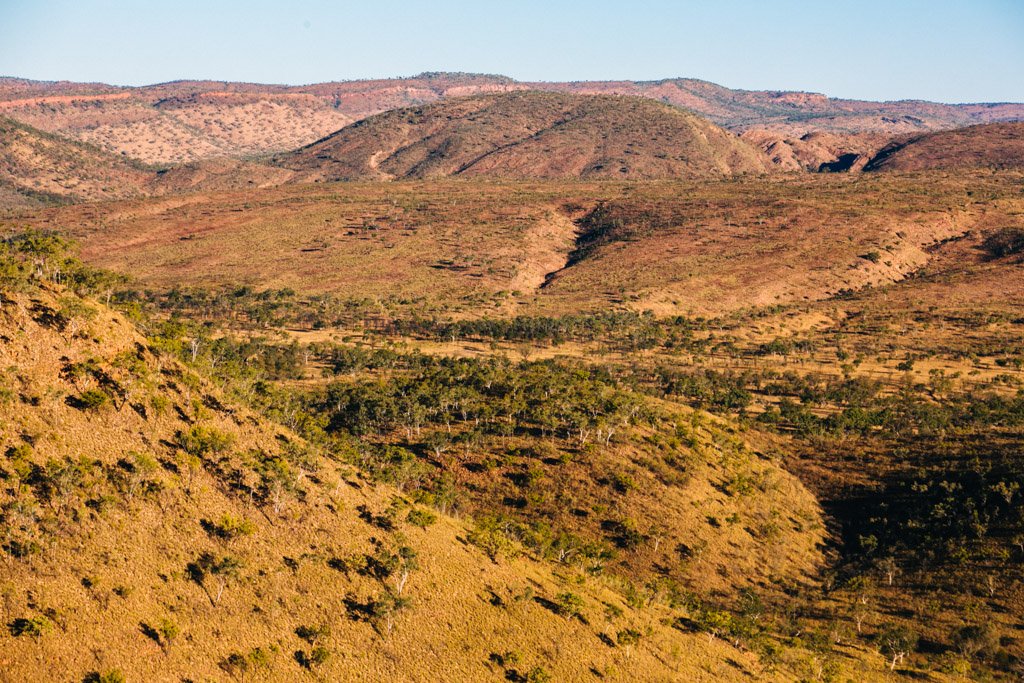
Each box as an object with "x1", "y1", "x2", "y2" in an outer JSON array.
[{"x1": 0, "y1": 73, "x2": 1023, "y2": 682}]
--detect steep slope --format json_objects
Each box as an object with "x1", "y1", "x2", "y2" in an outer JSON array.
[
  {"x1": 0, "y1": 116, "x2": 150, "y2": 206},
  {"x1": 3, "y1": 74, "x2": 1021, "y2": 165},
  {"x1": 740, "y1": 130, "x2": 890, "y2": 172},
  {"x1": 276, "y1": 92, "x2": 772, "y2": 181},
  {"x1": 0, "y1": 239, "x2": 852, "y2": 681},
  {"x1": 864, "y1": 122, "x2": 1024, "y2": 172}
]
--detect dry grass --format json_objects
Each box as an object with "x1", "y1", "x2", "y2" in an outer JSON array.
[
  {"x1": 0, "y1": 116, "x2": 150, "y2": 204},
  {"x1": 3, "y1": 74, "x2": 1022, "y2": 167},
  {"x1": 0, "y1": 284, "x2": 843, "y2": 682},
  {"x1": 12, "y1": 172, "x2": 1022, "y2": 319},
  {"x1": 866, "y1": 122, "x2": 1024, "y2": 172},
  {"x1": 276, "y1": 92, "x2": 772, "y2": 181}
]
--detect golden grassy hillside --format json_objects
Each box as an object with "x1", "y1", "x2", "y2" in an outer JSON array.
[
  {"x1": 275, "y1": 92, "x2": 773, "y2": 181},
  {"x1": 0, "y1": 244, "x2": 879, "y2": 681}
]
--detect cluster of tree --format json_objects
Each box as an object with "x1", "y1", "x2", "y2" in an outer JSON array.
[
  {"x1": 113, "y1": 284, "x2": 404, "y2": 331},
  {"x1": 313, "y1": 355, "x2": 647, "y2": 448},
  {"x1": 1, "y1": 446, "x2": 162, "y2": 558},
  {"x1": 841, "y1": 438, "x2": 1024, "y2": 573},
  {"x1": 387, "y1": 311, "x2": 706, "y2": 352},
  {"x1": 758, "y1": 381, "x2": 1024, "y2": 439},
  {"x1": 0, "y1": 229, "x2": 127, "y2": 299}
]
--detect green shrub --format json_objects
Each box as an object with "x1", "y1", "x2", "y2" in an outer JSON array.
[
  {"x1": 9, "y1": 616, "x2": 50, "y2": 637},
  {"x1": 861, "y1": 251, "x2": 882, "y2": 263},
  {"x1": 617, "y1": 628, "x2": 643, "y2": 647},
  {"x1": 554, "y1": 592, "x2": 585, "y2": 619},
  {"x1": 526, "y1": 666, "x2": 552, "y2": 683},
  {"x1": 406, "y1": 507, "x2": 438, "y2": 529},
  {"x1": 76, "y1": 389, "x2": 109, "y2": 411},
  {"x1": 207, "y1": 514, "x2": 256, "y2": 541},
  {"x1": 178, "y1": 424, "x2": 235, "y2": 458},
  {"x1": 295, "y1": 623, "x2": 331, "y2": 644},
  {"x1": 309, "y1": 645, "x2": 331, "y2": 667},
  {"x1": 156, "y1": 617, "x2": 180, "y2": 649}
]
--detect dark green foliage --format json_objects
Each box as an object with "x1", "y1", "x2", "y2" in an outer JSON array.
[
  {"x1": 203, "y1": 514, "x2": 256, "y2": 541},
  {"x1": 554, "y1": 591, "x2": 585, "y2": 619},
  {"x1": 187, "y1": 552, "x2": 244, "y2": 605},
  {"x1": 295, "y1": 645, "x2": 331, "y2": 669},
  {"x1": 876, "y1": 624, "x2": 918, "y2": 669},
  {"x1": 82, "y1": 670, "x2": 126, "y2": 683},
  {"x1": 406, "y1": 507, "x2": 438, "y2": 529},
  {"x1": 0, "y1": 229, "x2": 127, "y2": 296},
  {"x1": 861, "y1": 251, "x2": 882, "y2": 264},
  {"x1": 178, "y1": 425, "x2": 235, "y2": 459},
  {"x1": 950, "y1": 623, "x2": 999, "y2": 661},
  {"x1": 655, "y1": 367, "x2": 752, "y2": 412},
  {"x1": 295, "y1": 623, "x2": 331, "y2": 644},
  {"x1": 982, "y1": 227, "x2": 1024, "y2": 258},
  {"x1": 220, "y1": 648, "x2": 274, "y2": 677},
  {"x1": 616, "y1": 628, "x2": 642, "y2": 647},
  {"x1": 525, "y1": 667, "x2": 552, "y2": 683},
  {"x1": 73, "y1": 388, "x2": 109, "y2": 411},
  {"x1": 9, "y1": 616, "x2": 50, "y2": 637},
  {"x1": 316, "y1": 355, "x2": 646, "y2": 446}
]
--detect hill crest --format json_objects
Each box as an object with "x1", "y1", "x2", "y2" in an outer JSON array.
[
  {"x1": 2, "y1": 73, "x2": 1021, "y2": 165},
  {"x1": 276, "y1": 91, "x2": 773, "y2": 181},
  {"x1": 864, "y1": 122, "x2": 1024, "y2": 171}
]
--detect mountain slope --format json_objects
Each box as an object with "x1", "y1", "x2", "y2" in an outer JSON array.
[
  {"x1": 0, "y1": 238, "x2": 852, "y2": 681},
  {"x1": 35, "y1": 175, "x2": 1022, "y2": 319},
  {"x1": 0, "y1": 116, "x2": 150, "y2": 206},
  {"x1": 740, "y1": 130, "x2": 890, "y2": 172},
  {"x1": 276, "y1": 92, "x2": 772, "y2": 181},
  {"x1": 3, "y1": 73, "x2": 1021, "y2": 165},
  {"x1": 864, "y1": 122, "x2": 1024, "y2": 172}
]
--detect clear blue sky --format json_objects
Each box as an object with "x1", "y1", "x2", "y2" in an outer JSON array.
[{"x1": 1, "y1": 0, "x2": 1022, "y2": 103}]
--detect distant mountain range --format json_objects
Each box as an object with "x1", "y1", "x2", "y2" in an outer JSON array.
[{"x1": 2, "y1": 72, "x2": 1021, "y2": 165}]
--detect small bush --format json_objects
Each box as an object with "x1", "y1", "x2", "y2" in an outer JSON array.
[
  {"x1": 295, "y1": 623, "x2": 331, "y2": 644},
  {"x1": 406, "y1": 507, "x2": 438, "y2": 529},
  {"x1": 610, "y1": 471, "x2": 636, "y2": 494},
  {"x1": 982, "y1": 227, "x2": 1024, "y2": 258},
  {"x1": 76, "y1": 389, "x2": 109, "y2": 411},
  {"x1": 554, "y1": 592, "x2": 585, "y2": 619},
  {"x1": 179, "y1": 424, "x2": 235, "y2": 458},
  {"x1": 617, "y1": 628, "x2": 643, "y2": 647},
  {"x1": 156, "y1": 618, "x2": 180, "y2": 649},
  {"x1": 206, "y1": 514, "x2": 256, "y2": 541},
  {"x1": 83, "y1": 670, "x2": 126, "y2": 683},
  {"x1": 309, "y1": 645, "x2": 331, "y2": 667},
  {"x1": 220, "y1": 652, "x2": 250, "y2": 677},
  {"x1": 526, "y1": 666, "x2": 552, "y2": 683},
  {"x1": 9, "y1": 616, "x2": 50, "y2": 637}
]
